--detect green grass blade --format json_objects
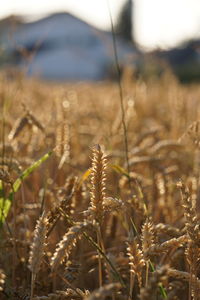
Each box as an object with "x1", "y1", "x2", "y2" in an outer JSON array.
[
  {"x1": 13, "y1": 150, "x2": 53, "y2": 193},
  {"x1": 59, "y1": 208, "x2": 126, "y2": 290},
  {"x1": 0, "y1": 180, "x2": 11, "y2": 223},
  {"x1": 78, "y1": 168, "x2": 92, "y2": 189},
  {"x1": 0, "y1": 150, "x2": 53, "y2": 226},
  {"x1": 159, "y1": 283, "x2": 167, "y2": 299},
  {"x1": 0, "y1": 180, "x2": 4, "y2": 198},
  {"x1": 82, "y1": 231, "x2": 126, "y2": 288},
  {"x1": 111, "y1": 164, "x2": 130, "y2": 178},
  {"x1": 0, "y1": 198, "x2": 11, "y2": 224},
  {"x1": 149, "y1": 261, "x2": 167, "y2": 299}
]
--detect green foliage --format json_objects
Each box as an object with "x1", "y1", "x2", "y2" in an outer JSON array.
[{"x1": 0, "y1": 151, "x2": 53, "y2": 226}]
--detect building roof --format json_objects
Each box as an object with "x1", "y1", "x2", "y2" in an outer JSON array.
[{"x1": 1, "y1": 12, "x2": 140, "y2": 80}]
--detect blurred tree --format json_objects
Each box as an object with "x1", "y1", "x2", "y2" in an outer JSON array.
[{"x1": 115, "y1": 0, "x2": 134, "y2": 44}]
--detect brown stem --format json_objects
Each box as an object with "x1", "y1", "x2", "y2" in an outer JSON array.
[
  {"x1": 97, "y1": 228, "x2": 103, "y2": 287},
  {"x1": 30, "y1": 272, "x2": 36, "y2": 300}
]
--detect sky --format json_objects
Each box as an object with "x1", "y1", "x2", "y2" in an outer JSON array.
[{"x1": 0, "y1": 0, "x2": 200, "y2": 50}]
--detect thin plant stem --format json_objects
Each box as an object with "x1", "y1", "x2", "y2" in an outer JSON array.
[
  {"x1": 145, "y1": 260, "x2": 149, "y2": 287},
  {"x1": 82, "y1": 231, "x2": 126, "y2": 289},
  {"x1": 97, "y1": 228, "x2": 103, "y2": 287},
  {"x1": 30, "y1": 272, "x2": 36, "y2": 300},
  {"x1": 106, "y1": 0, "x2": 131, "y2": 190},
  {"x1": 59, "y1": 208, "x2": 126, "y2": 290},
  {"x1": 129, "y1": 272, "x2": 135, "y2": 300},
  {"x1": 97, "y1": 224, "x2": 115, "y2": 300},
  {"x1": 189, "y1": 265, "x2": 192, "y2": 300}
]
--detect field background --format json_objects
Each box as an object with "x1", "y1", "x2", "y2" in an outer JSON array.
[{"x1": 1, "y1": 70, "x2": 200, "y2": 299}]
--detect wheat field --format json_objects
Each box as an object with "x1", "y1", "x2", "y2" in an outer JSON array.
[{"x1": 1, "y1": 70, "x2": 200, "y2": 299}]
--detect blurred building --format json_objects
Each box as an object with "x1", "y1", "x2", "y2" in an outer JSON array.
[
  {"x1": 154, "y1": 39, "x2": 200, "y2": 82},
  {"x1": 0, "y1": 12, "x2": 140, "y2": 81}
]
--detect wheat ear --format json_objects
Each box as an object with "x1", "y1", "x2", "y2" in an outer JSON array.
[
  {"x1": 89, "y1": 145, "x2": 108, "y2": 287},
  {"x1": 127, "y1": 237, "x2": 145, "y2": 294},
  {"x1": 178, "y1": 181, "x2": 200, "y2": 300},
  {"x1": 141, "y1": 219, "x2": 155, "y2": 286},
  {"x1": 89, "y1": 144, "x2": 107, "y2": 223},
  {"x1": 155, "y1": 223, "x2": 182, "y2": 237},
  {"x1": 8, "y1": 115, "x2": 29, "y2": 140},
  {"x1": 29, "y1": 213, "x2": 48, "y2": 300},
  {"x1": 141, "y1": 219, "x2": 155, "y2": 259},
  {"x1": 147, "y1": 235, "x2": 188, "y2": 255},
  {"x1": 51, "y1": 222, "x2": 89, "y2": 271},
  {"x1": 178, "y1": 181, "x2": 200, "y2": 245},
  {"x1": 0, "y1": 269, "x2": 6, "y2": 292}
]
